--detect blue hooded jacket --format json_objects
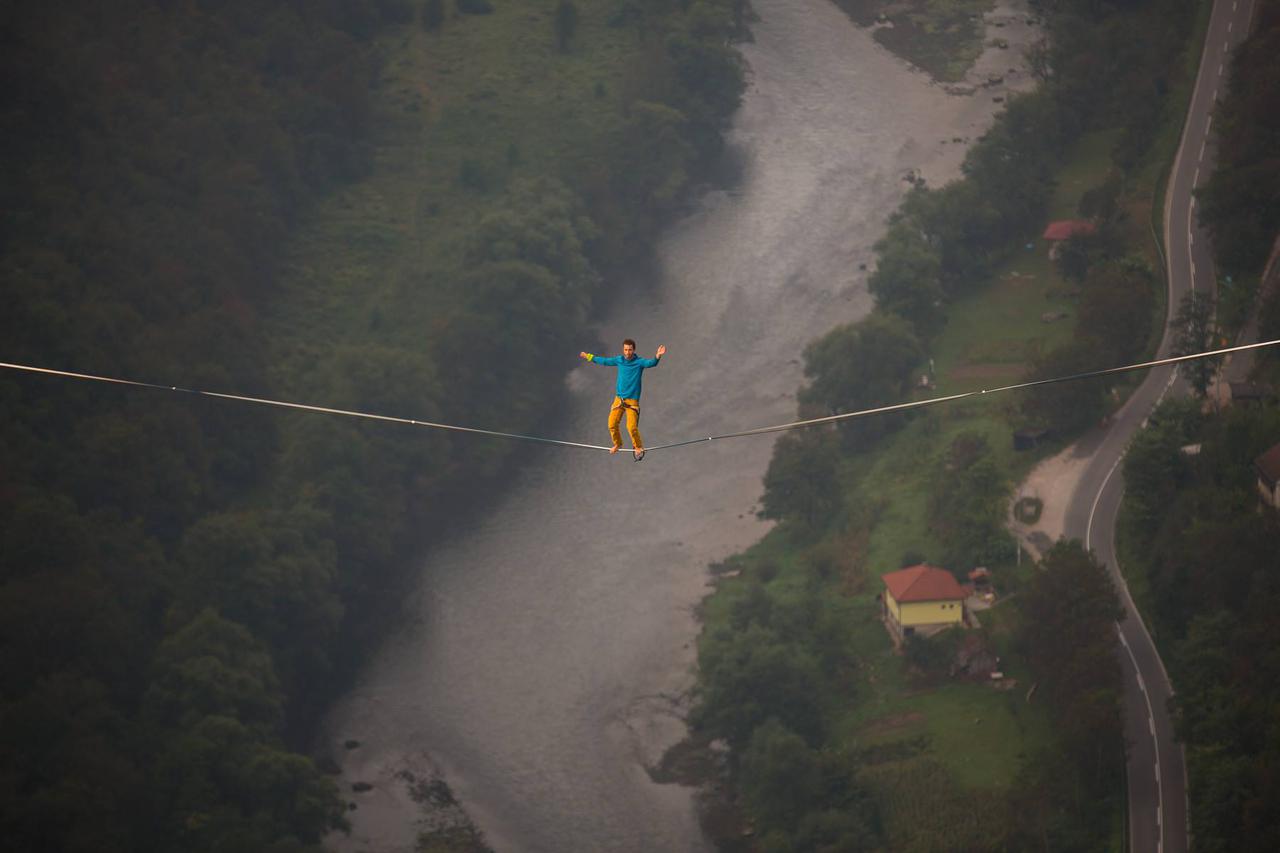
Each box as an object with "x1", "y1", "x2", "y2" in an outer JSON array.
[{"x1": 587, "y1": 352, "x2": 660, "y2": 400}]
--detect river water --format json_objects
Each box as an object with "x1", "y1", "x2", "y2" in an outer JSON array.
[{"x1": 326, "y1": 2, "x2": 1034, "y2": 850}]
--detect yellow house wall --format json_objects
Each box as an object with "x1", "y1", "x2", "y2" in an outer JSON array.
[
  {"x1": 897, "y1": 599, "x2": 964, "y2": 627},
  {"x1": 1259, "y1": 475, "x2": 1280, "y2": 508},
  {"x1": 885, "y1": 592, "x2": 903, "y2": 623}
]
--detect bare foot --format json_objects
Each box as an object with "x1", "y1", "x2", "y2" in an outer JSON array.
[
  {"x1": 633, "y1": 448, "x2": 645, "y2": 462},
  {"x1": 609, "y1": 444, "x2": 621, "y2": 455}
]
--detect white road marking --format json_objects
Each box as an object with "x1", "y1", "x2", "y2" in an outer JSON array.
[
  {"x1": 1228, "y1": 21, "x2": 1233, "y2": 32},
  {"x1": 1200, "y1": 139, "x2": 1207, "y2": 160},
  {"x1": 1150, "y1": 717, "x2": 1156, "y2": 736},
  {"x1": 1194, "y1": 167, "x2": 1200, "y2": 184},
  {"x1": 1153, "y1": 371, "x2": 1177, "y2": 411},
  {"x1": 1119, "y1": 624, "x2": 1165, "y2": 853},
  {"x1": 1087, "y1": 456, "x2": 1125, "y2": 553}
]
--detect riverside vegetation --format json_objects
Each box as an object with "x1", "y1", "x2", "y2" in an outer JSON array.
[
  {"x1": 0, "y1": 2, "x2": 748, "y2": 850},
  {"x1": 682, "y1": 0, "x2": 1219, "y2": 850}
]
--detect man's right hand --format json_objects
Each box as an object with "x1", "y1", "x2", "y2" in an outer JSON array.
[{"x1": 579, "y1": 351, "x2": 590, "y2": 359}]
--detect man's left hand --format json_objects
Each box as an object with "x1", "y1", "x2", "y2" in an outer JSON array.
[{"x1": 656, "y1": 344, "x2": 667, "y2": 358}]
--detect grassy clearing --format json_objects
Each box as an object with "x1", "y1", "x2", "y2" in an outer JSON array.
[
  {"x1": 855, "y1": 682, "x2": 1040, "y2": 787},
  {"x1": 930, "y1": 253, "x2": 1076, "y2": 390},
  {"x1": 268, "y1": 2, "x2": 643, "y2": 379},
  {"x1": 831, "y1": 0, "x2": 995, "y2": 81},
  {"x1": 1049, "y1": 129, "x2": 1122, "y2": 219},
  {"x1": 928, "y1": 128, "x2": 1126, "y2": 400}
]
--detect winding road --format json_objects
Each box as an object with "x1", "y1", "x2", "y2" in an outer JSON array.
[{"x1": 1059, "y1": 1, "x2": 1257, "y2": 851}]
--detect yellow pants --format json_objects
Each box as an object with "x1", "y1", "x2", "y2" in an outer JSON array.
[{"x1": 608, "y1": 397, "x2": 642, "y2": 449}]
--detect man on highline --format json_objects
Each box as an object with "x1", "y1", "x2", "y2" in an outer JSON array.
[{"x1": 579, "y1": 339, "x2": 666, "y2": 461}]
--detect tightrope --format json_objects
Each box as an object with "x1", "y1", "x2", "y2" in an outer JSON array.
[
  {"x1": 643, "y1": 338, "x2": 1280, "y2": 451},
  {"x1": 0, "y1": 361, "x2": 615, "y2": 452},
  {"x1": 2, "y1": 338, "x2": 1277, "y2": 456}
]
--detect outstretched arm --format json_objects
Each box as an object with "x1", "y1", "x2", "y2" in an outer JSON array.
[
  {"x1": 581, "y1": 351, "x2": 618, "y2": 366},
  {"x1": 639, "y1": 345, "x2": 666, "y2": 368}
]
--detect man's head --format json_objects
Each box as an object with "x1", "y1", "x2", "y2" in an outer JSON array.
[{"x1": 622, "y1": 339, "x2": 636, "y2": 358}]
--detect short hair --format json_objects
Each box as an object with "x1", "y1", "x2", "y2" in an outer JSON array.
[{"x1": 622, "y1": 338, "x2": 636, "y2": 349}]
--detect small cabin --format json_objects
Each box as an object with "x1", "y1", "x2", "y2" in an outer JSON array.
[{"x1": 881, "y1": 564, "x2": 967, "y2": 641}]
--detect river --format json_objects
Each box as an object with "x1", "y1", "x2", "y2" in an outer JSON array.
[{"x1": 326, "y1": 1, "x2": 1035, "y2": 850}]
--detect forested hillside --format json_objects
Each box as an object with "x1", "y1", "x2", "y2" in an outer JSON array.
[
  {"x1": 0, "y1": 2, "x2": 746, "y2": 850},
  {"x1": 1120, "y1": 400, "x2": 1280, "y2": 852},
  {"x1": 2, "y1": 4, "x2": 389, "y2": 848},
  {"x1": 1198, "y1": 0, "x2": 1280, "y2": 279},
  {"x1": 1197, "y1": 0, "x2": 1280, "y2": 378}
]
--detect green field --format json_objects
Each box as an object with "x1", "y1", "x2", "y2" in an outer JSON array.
[
  {"x1": 832, "y1": 0, "x2": 997, "y2": 81},
  {"x1": 266, "y1": 2, "x2": 646, "y2": 382}
]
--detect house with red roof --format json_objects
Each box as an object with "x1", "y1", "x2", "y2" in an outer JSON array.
[
  {"x1": 881, "y1": 564, "x2": 968, "y2": 640},
  {"x1": 1256, "y1": 442, "x2": 1280, "y2": 509},
  {"x1": 1041, "y1": 220, "x2": 1096, "y2": 241},
  {"x1": 1041, "y1": 220, "x2": 1097, "y2": 261}
]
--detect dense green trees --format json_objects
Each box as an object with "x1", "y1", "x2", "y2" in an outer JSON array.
[
  {"x1": 1011, "y1": 541, "x2": 1126, "y2": 850},
  {"x1": 1019, "y1": 256, "x2": 1159, "y2": 431},
  {"x1": 760, "y1": 430, "x2": 844, "y2": 530},
  {"x1": 1074, "y1": 256, "x2": 1158, "y2": 365},
  {"x1": 695, "y1": 621, "x2": 826, "y2": 749},
  {"x1": 1170, "y1": 291, "x2": 1222, "y2": 398},
  {"x1": 692, "y1": 577, "x2": 882, "y2": 849},
  {"x1": 2, "y1": 1, "x2": 749, "y2": 849},
  {"x1": 1, "y1": 2, "x2": 391, "y2": 846},
  {"x1": 869, "y1": 92, "x2": 1069, "y2": 342},
  {"x1": 867, "y1": 224, "x2": 946, "y2": 337},
  {"x1": 144, "y1": 612, "x2": 346, "y2": 852},
  {"x1": 1197, "y1": 0, "x2": 1280, "y2": 277},
  {"x1": 1120, "y1": 404, "x2": 1280, "y2": 851},
  {"x1": 759, "y1": 315, "x2": 922, "y2": 529},
  {"x1": 798, "y1": 314, "x2": 924, "y2": 443},
  {"x1": 1017, "y1": 542, "x2": 1125, "y2": 714},
  {"x1": 742, "y1": 722, "x2": 880, "y2": 852},
  {"x1": 1120, "y1": 397, "x2": 1202, "y2": 533},
  {"x1": 926, "y1": 433, "x2": 1010, "y2": 570}
]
